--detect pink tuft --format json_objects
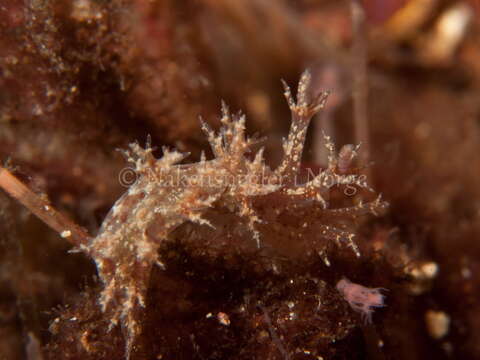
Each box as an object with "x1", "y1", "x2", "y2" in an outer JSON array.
[{"x1": 336, "y1": 277, "x2": 386, "y2": 324}]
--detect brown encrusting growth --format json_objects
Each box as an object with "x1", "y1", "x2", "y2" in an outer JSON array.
[
  {"x1": 1, "y1": 70, "x2": 388, "y2": 359},
  {"x1": 9, "y1": 70, "x2": 383, "y2": 357}
]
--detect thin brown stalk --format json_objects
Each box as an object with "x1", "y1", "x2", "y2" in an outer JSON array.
[
  {"x1": 0, "y1": 167, "x2": 91, "y2": 247},
  {"x1": 350, "y1": 0, "x2": 371, "y2": 178}
]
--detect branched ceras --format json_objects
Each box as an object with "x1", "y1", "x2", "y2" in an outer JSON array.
[{"x1": 0, "y1": 70, "x2": 388, "y2": 358}]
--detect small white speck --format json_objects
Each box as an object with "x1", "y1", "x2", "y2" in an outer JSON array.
[
  {"x1": 409, "y1": 262, "x2": 439, "y2": 280},
  {"x1": 425, "y1": 310, "x2": 450, "y2": 339},
  {"x1": 461, "y1": 267, "x2": 472, "y2": 279},
  {"x1": 61, "y1": 230, "x2": 72, "y2": 238},
  {"x1": 217, "y1": 312, "x2": 230, "y2": 326}
]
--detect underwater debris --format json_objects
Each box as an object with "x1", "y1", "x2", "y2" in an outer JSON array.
[{"x1": 336, "y1": 277, "x2": 387, "y2": 324}]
